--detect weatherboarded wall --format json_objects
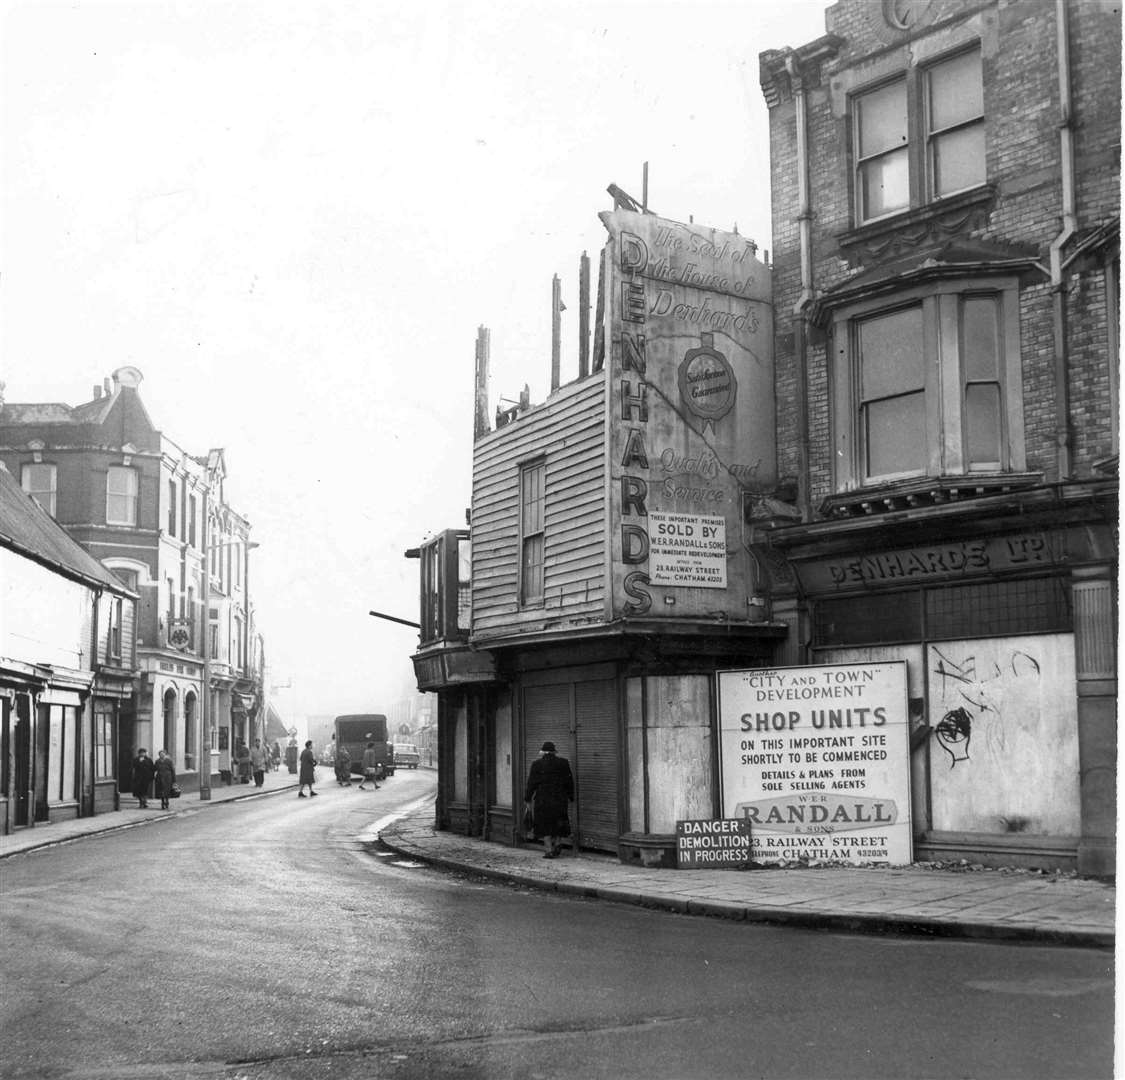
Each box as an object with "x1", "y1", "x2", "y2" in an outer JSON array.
[{"x1": 470, "y1": 374, "x2": 606, "y2": 641}]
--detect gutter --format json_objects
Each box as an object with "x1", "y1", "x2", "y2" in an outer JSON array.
[
  {"x1": 785, "y1": 52, "x2": 814, "y2": 522},
  {"x1": 1049, "y1": 0, "x2": 1078, "y2": 480}
]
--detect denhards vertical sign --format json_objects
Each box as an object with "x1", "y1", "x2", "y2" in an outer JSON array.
[
  {"x1": 599, "y1": 211, "x2": 774, "y2": 620},
  {"x1": 717, "y1": 663, "x2": 912, "y2": 865}
]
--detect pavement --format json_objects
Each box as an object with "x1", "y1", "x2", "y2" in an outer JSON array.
[{"x1": 2, "y1": 770, "x2": 1114, "y2": 949}]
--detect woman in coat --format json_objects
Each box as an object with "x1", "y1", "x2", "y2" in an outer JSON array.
[
  {"x1": 154, "y1": 749, "x2": 177, "y2": 810},
  {"x1": 523, "y1": 741, "x2": 574, "y2": 858},
  {"x1": 131, "y1": 748, "x2": 156, "y2": 809},
  {"x1": 298, "y1": 740, "x2": 318, "y2": 798}
]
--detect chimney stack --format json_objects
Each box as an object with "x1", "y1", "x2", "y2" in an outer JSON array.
[
  {"x1": 103, "y1": 377, "x2": 112, "y2": 395},
  {"x1": 93, "y1": 385, "x2": 103, "y2": 399}
]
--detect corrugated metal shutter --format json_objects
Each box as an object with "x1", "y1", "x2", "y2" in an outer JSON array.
[
  {"x1": 522, "y1": 684, "x2": 570, "y2": 800},
  {"x1": 573, "y1": 679, "x2": 618, "y2": 852}
]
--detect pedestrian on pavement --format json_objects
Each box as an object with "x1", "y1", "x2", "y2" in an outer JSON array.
[
  {"x1": 249, "y1": 739, "x2": 269, "y2": 788},
  {"x1": 132, "y1": 747, "x2": 156, "y2": 809},
  {"x1": 524, "y1": 741, "x2": 574, "y2": 858},
  {"x1": 236, "y1": 741, "x2": 253, "y2": 784},
  {"x1": 334, "y1": 741, "x2": 353, "y2": 786},
  {"x1": 154, "y1": 749, "x2": 177, "y2": 810},
  {"x1": 357, "y1": 742, "x2": 380, "y2": 790},
  {"x1": 271, "y1": 741, "x2": 282, "y2": 770},
  {"x1": 298, "y1": 740, "x2": 318, "y2": 798}
]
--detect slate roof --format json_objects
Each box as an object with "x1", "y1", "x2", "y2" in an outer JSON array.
[{"x1": 0, "y1": 464, "x2": 135, "y2": 596}]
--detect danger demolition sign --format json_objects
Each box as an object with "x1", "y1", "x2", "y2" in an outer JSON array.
[{"x1": 675, "y1": 817, "x2": 752, "y2": 868}]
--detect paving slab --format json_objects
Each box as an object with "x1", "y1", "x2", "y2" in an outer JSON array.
[{"x1": 377, "y1": 808, "x2": 1115, "y2": 949}]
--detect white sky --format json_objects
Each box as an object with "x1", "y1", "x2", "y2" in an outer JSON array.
[{"x1": 1, "y1": 0, "x2": 830, "y2": 727}]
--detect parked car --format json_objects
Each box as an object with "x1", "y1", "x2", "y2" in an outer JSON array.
[{"x1": 394, "y1": 743, "x2": 421, "y2": 769}]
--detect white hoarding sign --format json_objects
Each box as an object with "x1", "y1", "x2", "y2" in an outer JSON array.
[
  {"x1": 648, "y1": 511, "x2": 727, "y2": 588},
  {"x1": 717, "y1": 662, "x2": 912, "y2": 865}
]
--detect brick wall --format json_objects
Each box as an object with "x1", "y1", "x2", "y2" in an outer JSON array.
[{"x1": 764, "y1": 0, "x2": 1120, "y2": 507}]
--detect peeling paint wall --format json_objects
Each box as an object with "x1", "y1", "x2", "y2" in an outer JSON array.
[{"x1": 626, "y1": 674, "x2": 713, "y2": 833}]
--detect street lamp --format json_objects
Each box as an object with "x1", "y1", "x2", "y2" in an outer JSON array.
[{"x1": 199, "y1": 536, "x2": 260, "y2": 801}]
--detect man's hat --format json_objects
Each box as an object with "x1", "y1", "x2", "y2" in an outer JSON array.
[{"x1": 540, "y1": 741, "x2": 556, "y2": 753}]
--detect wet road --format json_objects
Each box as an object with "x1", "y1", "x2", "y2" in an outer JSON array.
[{"x1": 0, "y1": 772, "x2": 1113, "y2": 1080}]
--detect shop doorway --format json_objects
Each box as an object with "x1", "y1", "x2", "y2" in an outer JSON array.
[
  {"x1": 522, "y1": 673, "x2": 620, "y2": 853},
  {"x1": 12, "y1": 696, "x2": 30, "y2": 827},
  {"x1": 117, "y1": 706, "x2": 137, "y2": 795}
]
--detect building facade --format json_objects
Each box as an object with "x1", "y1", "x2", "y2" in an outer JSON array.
[
  {"x1": 412, "y1": 0, "x2": 1118, "y2": 877},
  {"x1": 0, "y1": 368, "x2": 263, "y2": 800},
  {"x1": 414, "y1": 217, "x2": 786, "y2": 863},
  {"x1": 0, "y1": 464, "x2": 137, "y2": 833},
  {"x1": 758, "y1": 0, "x2": 1118, "y2": 876}
]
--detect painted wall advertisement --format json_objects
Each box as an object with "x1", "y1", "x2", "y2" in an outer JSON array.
[
  {"x1": 600, "y1": 210, "x2": 774, "y2": 620},
  {"x1": 717, "y1": 662, "x2": 911, "y2": 865}
]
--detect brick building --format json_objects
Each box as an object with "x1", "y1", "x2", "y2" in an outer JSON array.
[
  {"x1": 408, "y1": 0, "x2": 1118, "y2": 876},
  {"x1": 0, "y1": 368, "x2": 263, "y2": 800},
  {"x1": 758, "y1": 0, "x2": 1119, "y2": 875}
]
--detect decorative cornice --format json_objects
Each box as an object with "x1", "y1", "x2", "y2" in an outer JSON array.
[
  {"x1": 835, "y1": 186, "x2": 997, "y2": 267},
  {"x1": 759, "y1": 35, "x2": 844, "y2": 108}
]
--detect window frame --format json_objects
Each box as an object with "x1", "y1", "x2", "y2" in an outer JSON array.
[
  {"x1": 923, "y1": 46, "x2": 986, "y2": 203},
  {"x1": 851, "y1": 43, "x2": 985, "y2": 227},
  {"x1": 518, "y1": 458, "x2": 547, "y2": 608},
  {"x1": 853, "y1": 75, "x2": 911, "y2": 225},
  {"x1": 855, "y1": 302, "x2": 929, "y2": 482},
  {"x1": 829, "y1": 275, "x2": 1025, "y2": 492},
  {"x1": 21, "y1": 462, "x2": 57, "y2": 517},
  {"x1": 106, "y1": 465, "x2": 138, "y2": 526},
  {"x1": 167, "y1": 478, "x2": 177, "y2": 536}
]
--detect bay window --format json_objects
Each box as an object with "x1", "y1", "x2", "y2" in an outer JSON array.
[{"x1": 831, "y1": 278, "x2": 1024, "y2": 489}]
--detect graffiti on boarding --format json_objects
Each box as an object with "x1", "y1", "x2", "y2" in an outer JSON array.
[{"x1": 930, "y1": 646, "x2": 1042, "y2": 767}]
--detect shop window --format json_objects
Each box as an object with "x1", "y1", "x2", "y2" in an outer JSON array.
[
  {"x1": 814, "y1": 591, "x2": 923, "y2": 648},
  {"x1": 831, "y1": 281, "x2": 1023, "y2": 489},
  {"x1": 926, "y1": 577, "x2": 1071, "y2": 640},
  {"x1": 184, "y1": 693, "x2": 197, "y2": 770},
  {"x1": 106, "y1": 466, "x2": 138, "y2": 526},
  {"x1": 813, "y1": 578, "x2": 1072, "y2": 650},
  {"x1": 519, "y1": 459, "x2": 546, "y2": 606},
  {"x1": 853, "y1": 46, "x2": 984, "y2": 226},
  {"x1": 95, "y1": 706, "x2": 115, "y2": 780},
  {"x1": 21, "y1": 462, "x2": 57, "y2": 517},
  {"x1": 47, "y1": 705, "x2": 77, "y2": 803}
]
